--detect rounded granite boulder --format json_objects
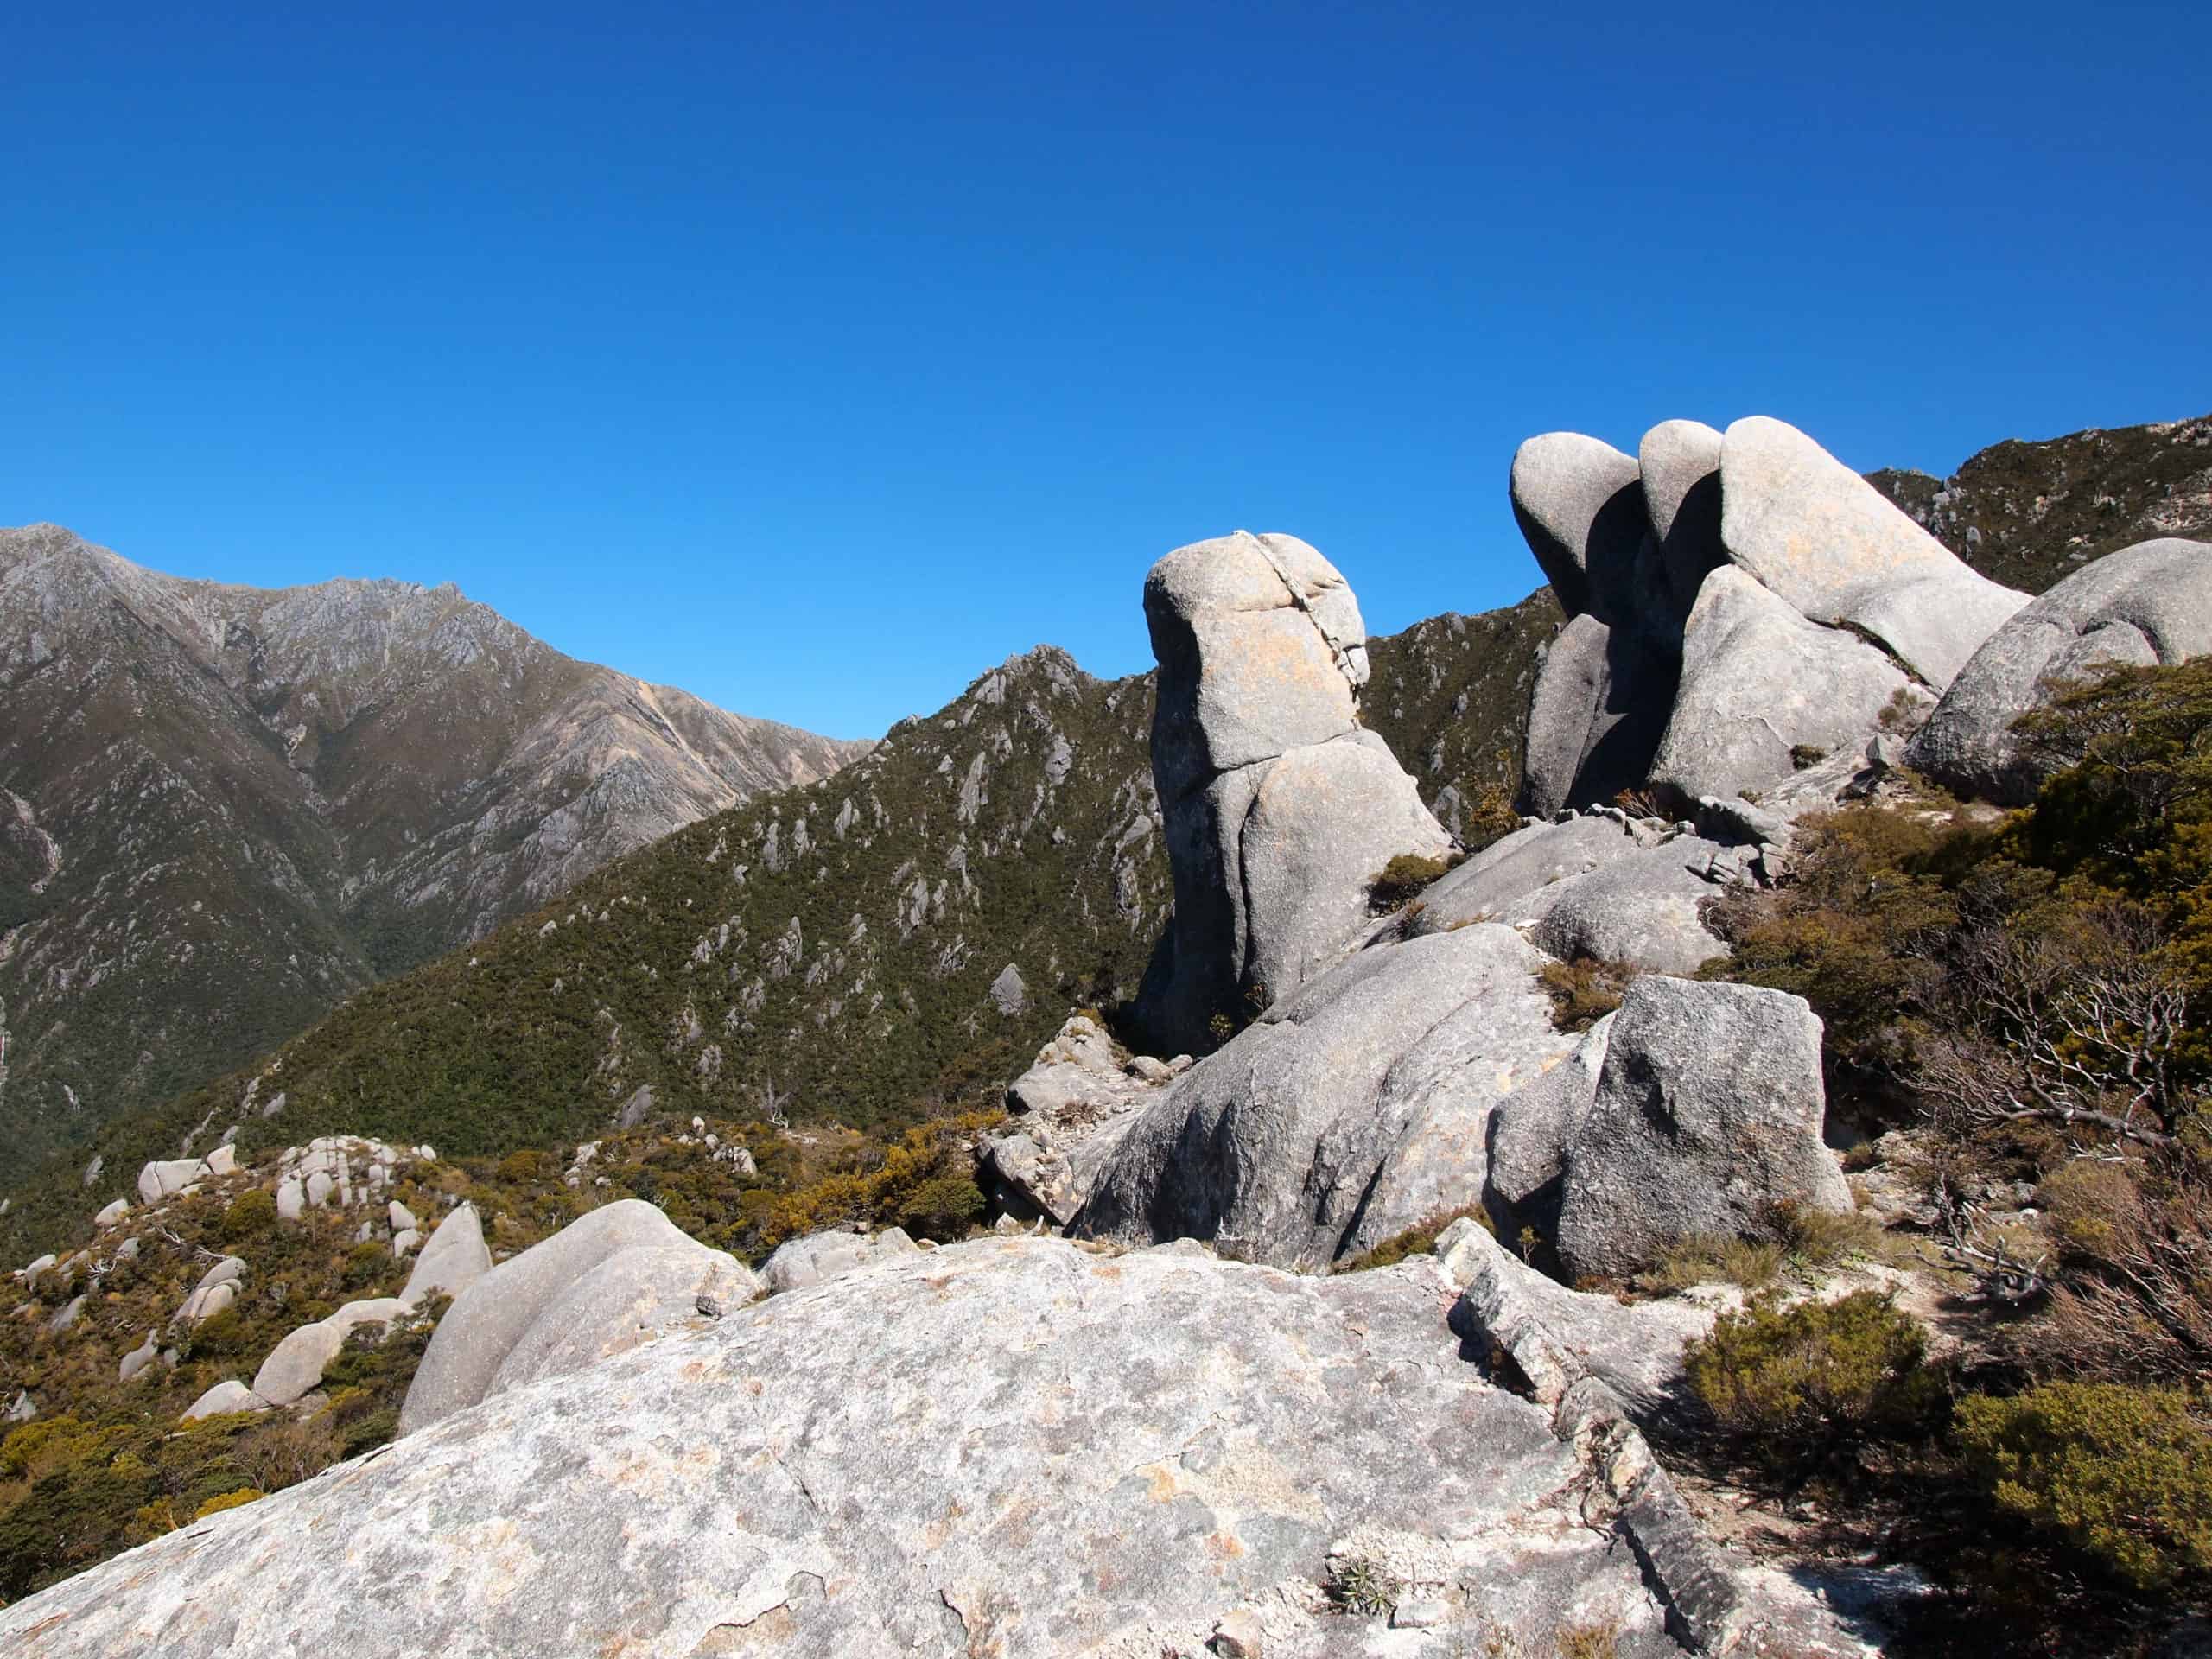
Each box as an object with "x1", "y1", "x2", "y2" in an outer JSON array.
[
  {"x1": 1907, "y1": 537, "x2": 2212, "y2": 803},
  {"x1": 401, "y1": 1199, "x2": 757, "y2": 1435}
]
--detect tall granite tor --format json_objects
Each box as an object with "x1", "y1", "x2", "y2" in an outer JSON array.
[{"x1": 1129, "y1": 531, "x2": 1450, "y2": 1054}]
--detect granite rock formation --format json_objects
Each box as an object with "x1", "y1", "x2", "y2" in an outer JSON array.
[
  {"x1": 1131, "y1": 531, "x2": 1451, "y2": 1054},
  {"x1": 1513, "y1": 416, "x2": 2026, "y2": 815},
  {"x1": 1907, "y1": 536, "x2": 2212, "y2": 802}
]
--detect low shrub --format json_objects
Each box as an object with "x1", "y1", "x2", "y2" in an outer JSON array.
[
  {"x1": 1371, "y1": 852, "x2": 1452, "y2": 912},
  {"x1": 2037, "y1": 1144, "x2": 2212, "y2": 1386},
  {"x1": 1537, "y1": 957, "x2": 1630, "y2": 1033},
  {"x1": 893, "y1": 1173, "x2": 985, "y2": 1237},
  {"x1": 340, "y1": 1240, "x2": 391, "y2": 1288},
  {"x1": 191, "y1": 1488, "x2": 263, "y2": 1520},
  {"x1": 1325, "y1": 1553, "x2": 1399, "y2": 1615},
  {"x1": 1956, "y1": 1381, "x2": 2212, "y2": 1591},
  {"x1": 1685, "y1": 1291, "x2": 1939, "y2": 1462},
  {"x1": 1643, "y1": 1234, "x2": 1783, "y2": 1294},
  {"x1": 1338, "y1": 1205, "x2": 1491, "y2": 1273},
  {"x1": 219, "y1": 1188, "x2": 277, "y2": 1241},
  {"x1": 1770, "y1": 1198, "x2": 1885, "y2": 1270}
]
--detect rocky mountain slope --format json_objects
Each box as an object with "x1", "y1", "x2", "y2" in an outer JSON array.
[
  {"x1": 1869, "y1": 410, "x2": 2212, "y2": 592},
  {"x1": 5, "y1": 414, "x2": 2211, "y2": 1652},
  {"x1": 0, "y1": 524, "x2": 866, "y2": 1185}
]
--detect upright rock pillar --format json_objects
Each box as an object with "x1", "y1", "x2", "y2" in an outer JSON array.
[{"x1": 1130, "y1": 531, "x2": 1449, "y2": 1054}]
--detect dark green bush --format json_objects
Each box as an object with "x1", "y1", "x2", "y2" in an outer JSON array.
[
  {"x1": 340, "y1": 1240, "x2": 391, "y2": 1287},
  {"x1": 1370, "y1": 853, "x2": 1452, "y2": 911},
  {"x1": 219, "y1": 1188, "x2": 277, "y2": 1240},
  {"x1": 894, "y1": 1173, "x2": 985, "y2": 1239},
  {"x1": 1956, "y1": 1381, "x2": 2212, "y2": 1591},
  {"x1": 1685, "y1": 1291, "x2": 1938, "y2": 1460}
]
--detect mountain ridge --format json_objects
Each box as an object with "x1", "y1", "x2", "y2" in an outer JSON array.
[{"x1": 0, "y1": 524, "x2": 867, "y2": 1184}]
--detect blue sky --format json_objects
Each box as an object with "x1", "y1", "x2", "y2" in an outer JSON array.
[{"x1": 5, "y1": 3, "x2": 2207, "y2": 739}]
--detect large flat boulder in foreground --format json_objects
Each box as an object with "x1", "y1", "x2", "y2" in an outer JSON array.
[{"x1": 1, "y1": 1237, "x2": 1739, "y2": 1658}]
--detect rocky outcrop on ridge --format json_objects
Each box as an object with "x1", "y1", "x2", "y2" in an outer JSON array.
[
  {"x1": 1071, "y1": 504, "x2": 1855, "y2": 1274},
  {"x1": 0, "y1": 522, "x2": 867, "y2": 1191},
  {"x1": 1513, "y1": 417, "x2": 2027, "y2": 815},
  {"x1": 0, "y1": 1235, "x2": 1866, "y2": 1658},
  {"x1": 400, "y1": 1198, "x2": 754, "y2": 1434},
  {"x1": 1907, "y1": 536, "x2": 2212, "y2": 802},
  {"x1": 981, "y1": 1013, "x2": 1185, "y2": 1224},
  {"x1": 1131, "y1": 531, "x2": 1452, "y2": 1054}
]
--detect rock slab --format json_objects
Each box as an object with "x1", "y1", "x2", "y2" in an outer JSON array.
[{"x1": 1, "y1": 1237, "x2": 1719, "y2": 1659}]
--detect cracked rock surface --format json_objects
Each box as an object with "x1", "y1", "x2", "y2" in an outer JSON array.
[{"x1": 2, "y1": 1236, "x2": 1733, "y2": 1659}]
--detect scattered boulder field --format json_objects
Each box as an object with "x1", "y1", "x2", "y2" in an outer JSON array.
[{"x1": 4, "y1": 413, "x2": 2209, "y2": 1655}]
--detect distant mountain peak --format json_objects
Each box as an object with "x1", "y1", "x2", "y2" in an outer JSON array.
[{"x1": 0, "y1": 524, "x2": 865, "y2": 1187}]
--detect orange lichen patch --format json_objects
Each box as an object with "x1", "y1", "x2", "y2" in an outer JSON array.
[
  {"x1": 989, "y1": 1494, "x2": 1039, "y2": 1549},
  {"x1": 921, "y1": 1496, "x2": 969, "y2": 1551},
  {"x1": 1144, "y1": 1463, "x2": 1179, "y2": 1503},
  {"x1": 1205, "y1": 1529, "x2": 1247, "y2": 1562}
]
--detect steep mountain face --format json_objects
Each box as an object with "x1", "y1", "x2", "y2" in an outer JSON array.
[
  {"x1": 1869, "y1": 410, "x2": 2212, "y2": 592},
  {"x1": 0, "y1": 525, "x2": 866, "y2": 1184}
]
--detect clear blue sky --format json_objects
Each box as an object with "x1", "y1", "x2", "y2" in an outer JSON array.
[{"x1": 6, "y1": 3, "x2": 2207, "y2": 739}]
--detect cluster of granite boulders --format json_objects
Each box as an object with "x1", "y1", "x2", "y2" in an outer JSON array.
[
  {"x1": 1514, "y1": 416, "x2": 2212, "y2": 820},
  {"x1": 135, "y1": 1145, "x2": 241, "y2": 1205},
  {"x1": 180, "y1": 1201, "x2": 496, "y2": 1418},
  {"x1": 1513, "y1": 416, "x2": 2028, "y2": 815},
  {"x1": 1040, "y1": 518, "x2": 1859, "y2": 1277},
  {"x1": 1128, "y1": 531, "x2": 1452, "y2": 1055},
  {"x1": 274, "y1": 1136, "x2": 433, "y2": 1228}
]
